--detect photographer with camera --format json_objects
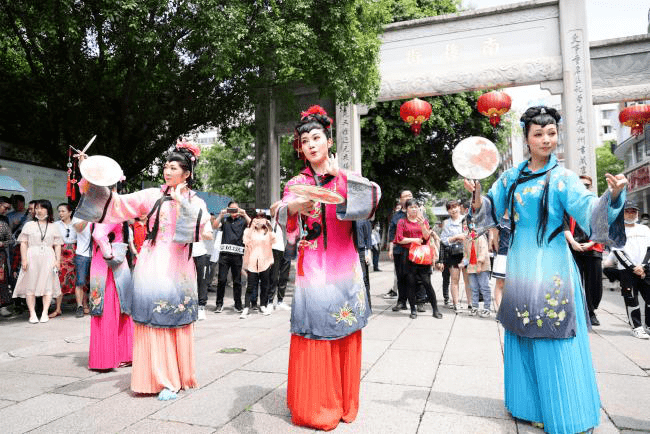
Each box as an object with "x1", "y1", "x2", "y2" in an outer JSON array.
[
  {"x1": 213, "y1": 201, "x2": 251, "y2": 313},
  {"x1": 612, "y1": 200, "x2": 650, "y2": 339}
]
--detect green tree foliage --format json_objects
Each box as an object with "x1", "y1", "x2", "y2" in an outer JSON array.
[
  {"x1": 390, "y1": 0, "x2": 461, "y2": 21},
  {"x1": 199, "y1": 123, "x2": 256, "y2": 204},
  {"x1": 361, "y1": 92, "x2": 504, "y2": 222},
  {"x1": 0, "y1": 0, "x2": 391, "y2": 175},
  {"x1": 595, "y1": 142, "x2": 624, "y2": 195}
]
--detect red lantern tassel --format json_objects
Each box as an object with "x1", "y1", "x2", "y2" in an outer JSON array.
[
  {"x1": 469, "y1": 240, "x2": 477, "y2": 265},
  {"x1": 66, "y1": 179, "x2": 74, "y2": 199},
  {"x1": 297, "y1": 247, "x2": 305, "y2": 277}
]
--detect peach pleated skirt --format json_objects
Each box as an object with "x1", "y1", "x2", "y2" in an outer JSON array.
[
  {"x1": 287, "y1": 330, "x2": 362, "y2": 431},
  {"x1": 130, "y1": 323, "x2": 197, "y2": 394}
]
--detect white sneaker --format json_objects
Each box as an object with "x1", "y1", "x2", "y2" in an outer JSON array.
[
  {"x1": 478, "y1": 309, "x2": 491, "y2": 318},
  {"x1": 197, "y1": 306, "x2": 206, "y2": 321},
  {"x1": 632, "y1": 326, "x2": 650, "y2": 339},
  {"x1": 261, "y1": 305, "x2": 272, "y2": 316},
  {"x1": 239, "y1": 308, "x2": 249, "y2": 319},
  {"x1": 277, "y1": 302, "x2": 291, "y2": 311}
]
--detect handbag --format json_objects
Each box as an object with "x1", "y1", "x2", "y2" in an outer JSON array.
[
  {"x1": 448, "y1": 242, "x2": 464, "y2": 256},
  {"x1": 408, "y1": 239, "x2": 435, "y2": 265}
]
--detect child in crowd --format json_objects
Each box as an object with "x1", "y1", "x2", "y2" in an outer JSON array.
[
  {"x1": 241, "y1": 211, "x2": 276, "y2": 318},
  {"x1": 460, "y1": 218, "x2": 492, "y2": 317}
]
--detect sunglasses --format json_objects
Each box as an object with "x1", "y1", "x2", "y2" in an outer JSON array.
[{"x1": 66, "y1": 228, "x2": 70, "y2": 238}]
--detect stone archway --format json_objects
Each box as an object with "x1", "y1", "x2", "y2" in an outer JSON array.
[{"x1": 255, "y1": 0, "x2": 650, "y2": 207}]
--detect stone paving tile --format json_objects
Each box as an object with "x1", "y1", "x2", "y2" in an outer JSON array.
[
  {"x1": 596, "y1": 408, "x2": 625, "y2": 434},
  {"x1": 150, "y1": 370, "x2": 286, "y2": 428},
  {"x1": 333, "y1": 382, "x2": 430, "y2": 434},
  {"x1": 391, "y1": 326, "x2": 449, "y2": 353},
  {"x1": 249, "y1": 382, "x2": 289, "y2": 417},
  {"x1": 121, "y1": 419, "x2": 216, "y2": 434},
  {"x1": 440, "y1": 336, "x2": 503, "y2": 368},
  {"x1": 595, "y1": 328, "x2": 650, "y2": 370},
  {"x1": 0, "y1": 354, "x2": 94, "y2": 378},
  {"x1": 216, "y1": 411, "x2": 311, "y2": 434},
  {"x1": 361, "y1": 338, "x2": 392, "y2": 370},
  {"x1": 425, "y1": 365, "x2": 509, "y2": 420},
  {"x1": 194, "y1": 351, "x2": 258, "y2": 386},
  {"x1": 361, "y1": 316, "x2": 409, "y2": 341},
  {"x1": 54, "y1": 369, "x2": 132, "y2": 399},
  {"x1": 363, "y1": 349, "x2": 440, "y2": 387},
  {"x1": 0, "y1": 371, "x2": 78, "y2": 401},
  {"x1": 29, "y1": 390, "x2": 176, "y2": 434},
  {"x1": 597, "y1": 372, "x2": 650, "y2": 432},
  {"x1": 203, "y1": 327, "x2": 289, "y2": 356},
  {"x1": 448, "y1": 315, "x2": 500, "y2": 339},
  {"x1": 589, "y1": 332, "x2": 647, "y2": 376},
  {"x1": 405, "y1": 311, "x2": 455, "y2": 330},
  {"x1": 0, "y1": 393, "x2": 96, "y2": 434},
  {"x1": 418, "y1": 412, "x2": 517, "y2": 434},
  {"x1": 0, "y1": 399, "x2": 16, "y2": 410},
  {"x1": 239, "y1": 346, "x2": 289, "y2": 374}
]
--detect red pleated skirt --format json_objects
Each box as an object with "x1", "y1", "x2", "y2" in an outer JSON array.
[
  {"x1": 130, "y1": 322, "x2": 197, "y2": 394},
  {"x1": 88, "y1": 269, "x2": 133, "y2": 370},
  {"x1": 287, "y1": 330, "x2": 362, "y2": 431}
]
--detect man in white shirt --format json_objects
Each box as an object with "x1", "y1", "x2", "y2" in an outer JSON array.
[{"x1": 612, "y1": 201, "x2": 650, "y2": 339}]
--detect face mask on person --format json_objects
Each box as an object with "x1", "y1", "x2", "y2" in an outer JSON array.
[{"x1": 624, "y1": 218, "x2": 638, "y2": 225}]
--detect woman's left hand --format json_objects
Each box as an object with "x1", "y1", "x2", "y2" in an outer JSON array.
[
  {"x1": 170, "y1": 182, "x2": 187, "y2": 203},
  {"x1": 605, "y1": 173, "x2": 627, "y2": 200}
]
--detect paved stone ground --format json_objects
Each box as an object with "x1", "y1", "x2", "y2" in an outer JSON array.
[{"x1": 1, "y1": 259, "x2": 649, "y2": 433}]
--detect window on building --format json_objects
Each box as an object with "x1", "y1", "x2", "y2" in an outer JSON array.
[{"x1": 603, "y1": 125, "x2": 612, "y2": 134}]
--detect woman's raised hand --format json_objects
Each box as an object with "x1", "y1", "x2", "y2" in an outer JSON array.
[
  {"x1": 463, "y1": 179, "x2": 482, "y2": 211},
  {"x1": 325, "y1": 153, "x2": 339, "y2": 177},
  {"x1": 170, "y1": 182, "x2": 187, "y2": 203},
  {"x1": 605, "y1": 173, "x2": 627, "y2": 201}
]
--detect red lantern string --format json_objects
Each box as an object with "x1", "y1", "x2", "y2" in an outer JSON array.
[{"x1": 66, "y1": 146, "x2": 77, "y2": 201}]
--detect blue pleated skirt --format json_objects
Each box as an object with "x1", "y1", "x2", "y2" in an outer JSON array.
[{"x1": 503, "y1": 281, "x2": 600, "y2": 433}]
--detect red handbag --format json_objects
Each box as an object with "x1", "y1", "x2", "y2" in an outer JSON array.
[{"x1": 408, "y1": 239, "x2": 436, "y2": 265}]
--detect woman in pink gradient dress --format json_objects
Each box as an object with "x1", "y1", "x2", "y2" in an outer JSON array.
[
  {"x1": 278, "y1": 106, "x2": 381, "y2": 430},
  {"x1": 75, "y1": 143, "x2": 210, "y2": 400}
]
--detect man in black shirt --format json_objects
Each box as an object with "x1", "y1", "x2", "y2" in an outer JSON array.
[{"x1": 213, "y1": 201, "x2": 251, "y2": 313}]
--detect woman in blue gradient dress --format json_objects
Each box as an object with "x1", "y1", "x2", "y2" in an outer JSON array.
[{"x1": 465, "y1": 106, "x2": 627, "y2": 433}]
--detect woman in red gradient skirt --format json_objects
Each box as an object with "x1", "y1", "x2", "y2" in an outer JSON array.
[{"x1": 277, "y1": 106, "x2": 381, "y2": 430}]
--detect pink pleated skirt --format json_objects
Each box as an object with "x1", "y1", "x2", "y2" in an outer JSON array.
[
  {"x1": 88, "y1": 269, "x2": 133, "y2": 370},
  {"x1": 130, "y1": 322, "x2": 197, "y2": 394}
]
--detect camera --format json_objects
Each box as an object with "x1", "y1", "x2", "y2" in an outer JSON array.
[{"x1": 227, "y1": 207, "x2": 238, "y2": 213}]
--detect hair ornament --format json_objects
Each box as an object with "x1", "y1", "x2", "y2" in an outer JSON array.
[
  {"x1": 540, "y1": 107, "x2": 546, "y2": 114},
  {"x1": 176, "y1": 141, "x2": 201, "y2": 157},
  {"x1": 119, "y1": 175, "x2": 126, "y2": 182},
  {"x1": 300, "y1": 105, "x2": 332, "y2": 129}
]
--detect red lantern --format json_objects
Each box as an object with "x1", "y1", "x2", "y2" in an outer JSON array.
[
  {"x1": 619, "y1": 104, "x2": 650, "y2": 137},
  {"x1": 400, "y1": 98, "x2": 432, "y2": 135},
  {"x1": 477, "y1": 91, "x2": 512, "y2": 127}
]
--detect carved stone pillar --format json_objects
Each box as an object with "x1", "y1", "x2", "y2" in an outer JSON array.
[
  {"x1": 559, "y1": 0, "x2": 597, "y2": 180},
  {"x1": 255, "y1": 91, "x2": 280, "y2": 208},
  {"x1": 335, "y1": 104, "x2": 363, "y2": 174}
]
